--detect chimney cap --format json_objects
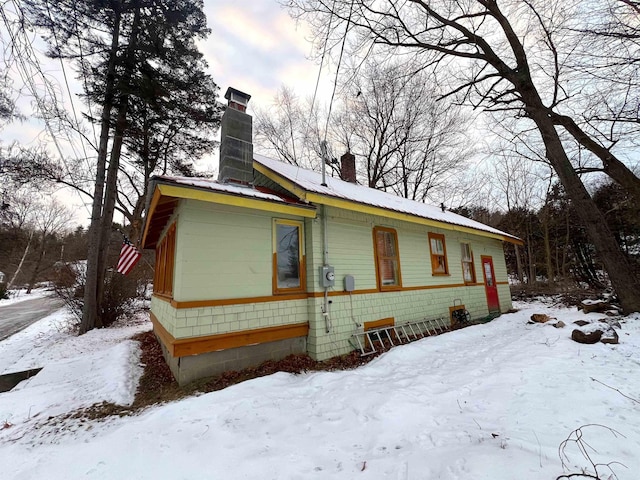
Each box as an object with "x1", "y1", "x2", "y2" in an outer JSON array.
[{"x1": 225, "y1": 87, "x2": 251, "y2": 104}]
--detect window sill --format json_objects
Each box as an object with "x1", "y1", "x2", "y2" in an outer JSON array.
[
  {"x1": 431, "y1": 273, "x2": 450, "y2": 277},
  {"x1": 153, "y1": 293, "x2": 173, "y2": 302},
  {"x1": 379, "y1": 285, "x2": 403, "y2": 292},
  {"x1": 273, "y1": 287, "x2": 306, "y2": 296}
]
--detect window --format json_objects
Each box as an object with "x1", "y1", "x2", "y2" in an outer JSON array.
[
  {"x1": 461, "y1": 243, "x2": 476, "y2": 284},
  {"x1": 273, "y1": 219, "x2": 305, "y2": 293},
  {"x1": 373, "y1": 227, "x2": 402, "y2": 289},
  {"x1": 428, "y1": 232, "x2": 449, "y2": 275},
  {"x1": 154, "y1": 223, "x2": 176, "y2": 296}
]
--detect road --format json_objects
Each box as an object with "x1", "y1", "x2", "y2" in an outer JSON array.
[{"x1": 0, "y1": 295, "x2": 65, "y2": 341}]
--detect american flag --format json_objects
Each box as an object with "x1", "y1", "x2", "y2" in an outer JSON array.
[{"x1": 116, "y1": 238, "x2": 141, "y2": 275}]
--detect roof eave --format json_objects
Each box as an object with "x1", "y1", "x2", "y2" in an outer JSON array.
[
  {"x1": 141, "y1": 178, "x2": 317, "y2": 249},
  {"x1": 254, "y1": 160, "x2": 524, "y2": 245}
]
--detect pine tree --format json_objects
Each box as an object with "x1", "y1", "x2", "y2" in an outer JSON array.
[{"x1": 24, "y1": 0, "x2": 221, "y2": 331}]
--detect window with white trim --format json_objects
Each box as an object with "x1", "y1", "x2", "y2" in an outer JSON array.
[
  {"x1": 373, "y1": 227, "x2": 402, "y2": 289},
  {"x1": 428, "y1": 232, "x2": 449, "y2": 275},
  {"x1": 461, "y1": 242, "x2": 476, "y2": 284}
]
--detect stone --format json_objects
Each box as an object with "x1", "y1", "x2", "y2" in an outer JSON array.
[
  {"x1": 553, "y1": 321, "x2": 566, "y2": 328},
  {"x1": 601, "y1": 329, "x2": 619, "y2": 345},
  {"x1": 573, "y1": 320, "x2": 590, "y2": 327},
  {"x1": 580, "y1": 300, "x2": 610, "y2": 314},
  {"x1": 571, "y1": 329, "x2": 603, "y2": 344},
  {"x1": 531, "y1": 314, "x2": 552, "y2": 323}
]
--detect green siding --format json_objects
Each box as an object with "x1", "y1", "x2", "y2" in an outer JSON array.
[
  {"x1": 305, "y1": 206, "x2": 513, "y2": 360},
  {"x1": 313, "y1": 206, "x2": 503, "y2": 292},
  {"x1": 149, "y1": 198, "x2": 515, "y2": 363},
  {"x1": 174, "y1": 201, "x2": 273, "y2": 301}
]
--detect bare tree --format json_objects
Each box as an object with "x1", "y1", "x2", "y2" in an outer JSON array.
[
  {"x1": 25, "y1": 197, "x2": 74, "y2": 293},
  {"x1": 288, "y1": 0, "x2": 640, "y2": 312},
  {"x1": 256, "y1": 61, "x2": 472, "y2": 205},
  {"x1": 340, "y1": 61, "x2": 472, "y2": 200},
  {"x1": 254, "y1": 86, "x2": 325, "y2": 169}
]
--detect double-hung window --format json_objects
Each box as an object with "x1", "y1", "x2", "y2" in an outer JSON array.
[
  {"x1": 461, "y1": 242, "x2": 476, "y2": 284},
  {"x1": 273, "y1": 219, "x2": 305, "y2": 294},
  {"x1": 428, "y1": 232, "x2": 449, "y2": 275},
  {"x1": 373, "y1": 227, "x2": 402, "y2": 289}
]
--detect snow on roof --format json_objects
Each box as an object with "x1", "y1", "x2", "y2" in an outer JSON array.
[
  {"x1": 153, "y1": 175, "x2": 309, "y2": 207},
  {"x1": 254, "y1": 153, "x2": 521, "y2": 242}
]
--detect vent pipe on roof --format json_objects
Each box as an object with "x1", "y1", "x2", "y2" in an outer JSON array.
[{"x1": 219, "y1": 87, "x2": 253, "y2": 184}]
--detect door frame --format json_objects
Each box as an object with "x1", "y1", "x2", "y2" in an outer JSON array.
[{"x1": 481, "y1": 255, "x2": 500, "y2": 313}]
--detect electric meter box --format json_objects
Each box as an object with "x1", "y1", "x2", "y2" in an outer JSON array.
[{"x1": 320, "y1": 266, "x2": 335, "y2": 288}]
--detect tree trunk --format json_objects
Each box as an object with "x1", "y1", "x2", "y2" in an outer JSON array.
[
  {"x1": 80, "y1": 8, "x2": 122, "y2": 334},
  {"x1": 561, "y1": 209, "x2": 569, "y2": 278},
  {"x1": 514, "y1": 244, "x2": 524, "y2": 283},
  {"x1": 128, "y1": 194, "x2": 147, "y2": 245},
  {"x1": 26, "y1": 232, "x2": 47, "y2": 294},
  {"x1": 541, "y1": 206, "x2": 554, "y2": 286},
  {"x1": 529, "y1": 108, "x2": 640, "y2": 313},
  {"x1": 551, "y1": 113, "x2": 640, "y2": 203},
  {"x1": 7, "y1": 231, "x2": 33, "y2": 290},
  {"x1": 526, "y1": 223, "x2": 536, "y2": 284},
  {"x1": 95, "y1": 3, "x2": 142, "y2": 315}
]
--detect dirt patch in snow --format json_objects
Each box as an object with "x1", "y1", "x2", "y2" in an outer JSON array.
[
  {"x1": 49, "y1": 320, "x2": 479, "y2": 424},
  {"x1": 63, "y1": 331, "x2": 383, "y2": 421}
]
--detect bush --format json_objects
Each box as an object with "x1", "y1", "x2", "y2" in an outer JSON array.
[
  {"x1": 52, "y1": 261, "x2": 146, "y2": 328},
  {"x1": 0, "y1": 283, "x2": 8, "y2": 300},
  {"x1": 100, "y1": 270, "x2": 139, "y2": 327}
]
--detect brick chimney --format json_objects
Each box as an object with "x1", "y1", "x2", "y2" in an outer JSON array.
[
  {"x1": 340, "y1": 151, "x2": 356, "y2": 183},
  {"x1": 219, "y1": 87, "x2": 253, "y2": 184}
]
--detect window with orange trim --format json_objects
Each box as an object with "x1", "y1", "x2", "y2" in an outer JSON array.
[
  {"x1": 428, "y1": 232, "x2": 449, "y2": 275},
  {"x1": 154, "y1": 223, "x2": 176, "y2": 296},
  {"x1": 373, "y1": 227, "x2": 401, "y2": 289},
  {"x1": 273, "y1": 219, "x2": 305, "y2": 294},
  {"x1": 461, "y1": 242, "x2": 476, "y2": 284}
]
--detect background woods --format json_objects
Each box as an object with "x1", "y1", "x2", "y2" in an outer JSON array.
[{"x1": 1, "y1": 0, "x2": 640, "y2": 325}]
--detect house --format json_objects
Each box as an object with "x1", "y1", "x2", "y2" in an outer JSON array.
[{"x1": 141, "y1": 87, "x2": 523, "y2": 385}]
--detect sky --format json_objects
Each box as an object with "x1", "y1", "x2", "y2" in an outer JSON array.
[
  {"x1": 0, "y1": 0, "x2": 329, "y2": 225},
  {"x1": 1, "y1": 293, "x2": 639, "y2": 479},
  {"x1": 202, "y1": 1, "x2": 324, "y2": 105},
  {"x1": 2, "y1": 0, "x2": 326, "y2": 145}
]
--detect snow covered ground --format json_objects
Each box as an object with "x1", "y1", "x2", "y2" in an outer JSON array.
[
  {"x1": 1, "y1": 299, "x2": 639, "y2": 480},
  {"x1": 0, "y1": 287, "x2": 52, "y2": 307}
]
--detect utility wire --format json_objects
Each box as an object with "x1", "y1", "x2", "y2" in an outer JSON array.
[
  {"x1": 1, "y1": 2, "x2": 91, "y2": 216},
  {"x1": 299, "y1": 1, "x2": 352, "y2": 180},
  {"x1": 307, "y1": 0, "x2": 337, "y2": 126},
  {"x1": 71, "y1": 0, "x2": 98, "y2": 148},
  {"x1": 44, "y1": 0, "x2": 95, "y2": 175},
  {"x1": 323, "y1": 2, "x2": 354, "y2": 143}
]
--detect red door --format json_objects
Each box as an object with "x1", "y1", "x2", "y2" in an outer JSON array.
[{"x1": 481, "y1": 256, "x2": 500, "y2": 313}]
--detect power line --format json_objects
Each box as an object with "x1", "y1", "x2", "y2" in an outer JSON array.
[
  {"x1": 1, "y1": 2, "x2": 91, "y2": 216},
  {"x1": 307, "y1": 0, "x2": 337, "y2": 126},
  {"x1": 43, "y1": 0, "x2": 94, "y2": 174},
  {"x1": 323, "y1": 2, "x2": 354, "y2": 142},
  {"x1": 71, "y1": 0, "x2": 98, "y2": 148}
]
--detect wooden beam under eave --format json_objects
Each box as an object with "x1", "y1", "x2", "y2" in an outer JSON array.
[{"x1": 141, "y1": 189, "x2": 178, "y2": 249}]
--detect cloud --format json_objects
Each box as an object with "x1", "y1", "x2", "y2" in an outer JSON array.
[{"x1": 203, "y1": 0, "x2": 322, "y2": 106}]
